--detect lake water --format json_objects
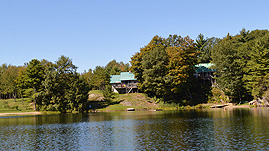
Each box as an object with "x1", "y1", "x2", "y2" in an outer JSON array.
[{"x1": 0, "y1": 108, "x2": 268, "y2": 150}]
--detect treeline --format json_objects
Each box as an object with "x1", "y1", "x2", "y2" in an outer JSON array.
[
  {"x1": 1, "y1": 56, "x2": 89, "y2": 113},
  {"x1": 212, "y1": 29, "x2": 269, "y2": 103},
  {"x1": 0, "y1": 56, "x2": 129, "y2": 113},
  {"x1": 0, "y1": 64, "x2": 22, "y2": 99},
  {"x1": 130, "y1": 29, "x2": 269, "y2": 104},
  {"x1": 1, "y1": 29, "x2": 268, "y2": 109}
]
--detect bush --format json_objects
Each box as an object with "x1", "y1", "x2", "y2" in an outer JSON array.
[
  {"x1": 209, "y1": 87, "x2": 229, "y2": 103},
  {"x1": 195, "y1": 104, "x2": 203, "y2": 108},
  {"x1": 25, "y1": 98, "x2": 33, "y2": 103},
  {"x1": 158, "y1": 101, "x2": 180, "y2": 108},
  {"x1": 153, "y1": 96, "x2": 163, "y2": 103},
  {"x1": 39, "y1": 104, "x2": 57, "y2": 111},
  {"x1": 102, "y1": 85, "x2": 114, "y2": 101},
  {"x1": 3, "y1": 104, "x2": 10, "y2": 109},
  {"x1": 10, "y1": 105, "x2": 19, "y2": 110},
  {"x1": 263, "y1": 91, "x2": 269, "y2": 101},
  {"x1": 47, "y1": 104, "x2": 57, "y2": 111}
]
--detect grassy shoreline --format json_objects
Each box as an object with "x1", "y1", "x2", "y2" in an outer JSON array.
[
  {"x1": 0, "y1": 104, "x2": 254, "y2": 116},
  {"x1": 0, "y1": 91, "x2": 256, "y2": 116},
  {"x1": 0, "y1": 112, "x2": 42, "y2": 116}
]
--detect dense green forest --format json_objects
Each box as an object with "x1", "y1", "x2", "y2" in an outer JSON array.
[
  {"x1": 0, "y1": 29, "x2": 268, "y2": 112},
  {"x1": 130, "y1": 29, "x2": 268, "y2": 104}
]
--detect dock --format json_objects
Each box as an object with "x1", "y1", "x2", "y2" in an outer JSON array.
[
  {"x1": 127, "y1": 108, "x2": 135, "y2": 111},
  {"x1": 210, "y1": 104, "x2": 229, "y2": 108}
]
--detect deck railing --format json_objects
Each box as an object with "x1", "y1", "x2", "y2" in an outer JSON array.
[{"x1": 112, "y1": 83, "x2": 137, "y2": 88}]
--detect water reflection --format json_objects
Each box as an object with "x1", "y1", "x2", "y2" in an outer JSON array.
[{"x1": 0, "y1": 108, "x2": 268, "y2": 150}]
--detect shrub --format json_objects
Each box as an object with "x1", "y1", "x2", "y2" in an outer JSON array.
[
  {"x1": 195, "y1": 104, "x2": 203, "y2": 108},
  {"x1": 263, "y1": 91, "x2": 269, "y2": 101},
  {"x1": 3, "y1": 104, "x2": 10, "y2": 109},
  {"x1": 158, "y1": 101, "x2": 180, "y2": 108},
  {"x1": 153, "y1": 96, "x2": 163, "y2": 103},
  {"x1": 102, "y1": 85, "x2": 114, "y2": 101},
  {"x1": 209, "y1": 87, "x2": 229, "y2": 103},
  {"x1": 10, "y1": 105, "x2": 18, "y2": 109}
]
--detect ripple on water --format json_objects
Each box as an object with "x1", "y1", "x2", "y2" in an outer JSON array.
[{"x1": 0, "y1": 109, "x2": 268, "y2": 150}]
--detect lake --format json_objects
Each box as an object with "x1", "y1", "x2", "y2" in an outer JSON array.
[{"x1": 0, "y1": 108, "x2": 268, "y2": 150}]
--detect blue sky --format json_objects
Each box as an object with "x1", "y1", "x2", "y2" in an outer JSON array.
[{"x1": 1, "y1": 0, "x2": 268, "y2": 73}]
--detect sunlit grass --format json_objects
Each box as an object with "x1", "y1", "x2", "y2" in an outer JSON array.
[{"x1": 0, "y1": 98, "x2": 34, "y2": 113}]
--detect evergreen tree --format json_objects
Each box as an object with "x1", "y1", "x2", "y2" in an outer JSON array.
[
  {"x1": 103, "y1": 85, "x2": 114, "y2": 101},
  {"x1": 195, "y1": 34, "x2": 219, "y2": 63},
  {"x1": 90, "y1": 66, "x2": 109, "y2": 90},
  {"x1": 195, "y1": 34, "x2": 208, "y2": 63},
  {"x1": 212, "y1": 34, "x2": 248, "y2": 102},
  {"x1": 243, "y1": 31, "x2": 269, "y2": 98}
]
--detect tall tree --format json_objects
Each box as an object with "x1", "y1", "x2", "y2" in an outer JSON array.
[
  {"x1": 141, "y1": 46, "x2": 169, "y2": 98},
  {"x1": 23, "y1": 59, "x2": 44, "y2": 91},
  {"x1": 38, "y1": 62, "x2": 57, "y2": 110},
  {"x1": 212, "y1": 34, "x2": 248, "y2": 102},
  {"x1": 105, "y1": 60, "x2": 122, "y2": 75},
  {"x1": 243, "y1": 31, "x2": 269, "y2": 98},
  {"x1": 131, "y1": 35, "x2": 200, "y2": 104},
  {"x1": 166, "y1": 36, "x2": 198, "y2": 103},
  {"x1": 54, "y1": 56, "x2": 78, "y2": 112},
  {"x1": 16, "y1": 59, "x2": 44, "y2": 109},
  {"x1": 90, "y1": 66, "x2": 109, "y2": 90},
  {"x1": 0, "y1": 64, "x2": 8, "y2": 99},
  {"x1": 81, "y1": 69, "x2": 93, "y2": 90},
  {"x1": 38, "y1": 56, "x2": 89, "y2": 113},
  {"x1": 195, "y1": 34, "x2": 208, "y2": 63},
  {"x1": 130, "y1": 35, "x2": 166, "y2": 90},
  {"x1": 195, "y1": 34, "x2": 220, "y2": 63},
  {"x1": 1, "y1": 65, "x2": 19, "y2": 100}
]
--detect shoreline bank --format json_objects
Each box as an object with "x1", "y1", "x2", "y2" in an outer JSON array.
[
  {"x1": 1, "y1": 105, "x2": 267, "y2": 116},
  {"x1": 0, "y1": 112, "x2": 42, "y2": 116}
]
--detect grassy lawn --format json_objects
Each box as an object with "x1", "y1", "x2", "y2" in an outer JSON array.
[
  {"x1": 97, "y1": 103, "x2": 133, "y2": 112},
  {"x1": 0, "y1": 98, "x2": 34, "y2": 113},
  {"x1": 0, "y1": 91, "x2": 199, "y2": 113},
  {"x1": 88, "y1": 90, "x2": 161, "y2": 112}
]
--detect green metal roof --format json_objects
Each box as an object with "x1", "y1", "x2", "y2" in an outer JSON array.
[
  {"x1": 195, "y1": 63, "x2": 216, "y2": 73},
  {"x1": 110, "y1": 72, "x2": 137, "y2": 83},
  {"x1": 110, "y1": 75, "x2": 121, "y2": 83},
  {"x1": 120, "y1": 72, "x2": 136, "y2": 81}
]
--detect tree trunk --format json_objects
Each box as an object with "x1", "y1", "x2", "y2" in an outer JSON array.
[
  {"x1": 185, "y1": 90, "x2": 193, "y2": 102},
  {"x1": 13, "y1": 93, "x2": 16, "y2": 102},
  {"x1": 22, "y1": 91, "x2": 24, "y2": 101},
  {"x1": 34, "y1": 87, "x2": 36, "y2": 111}
]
